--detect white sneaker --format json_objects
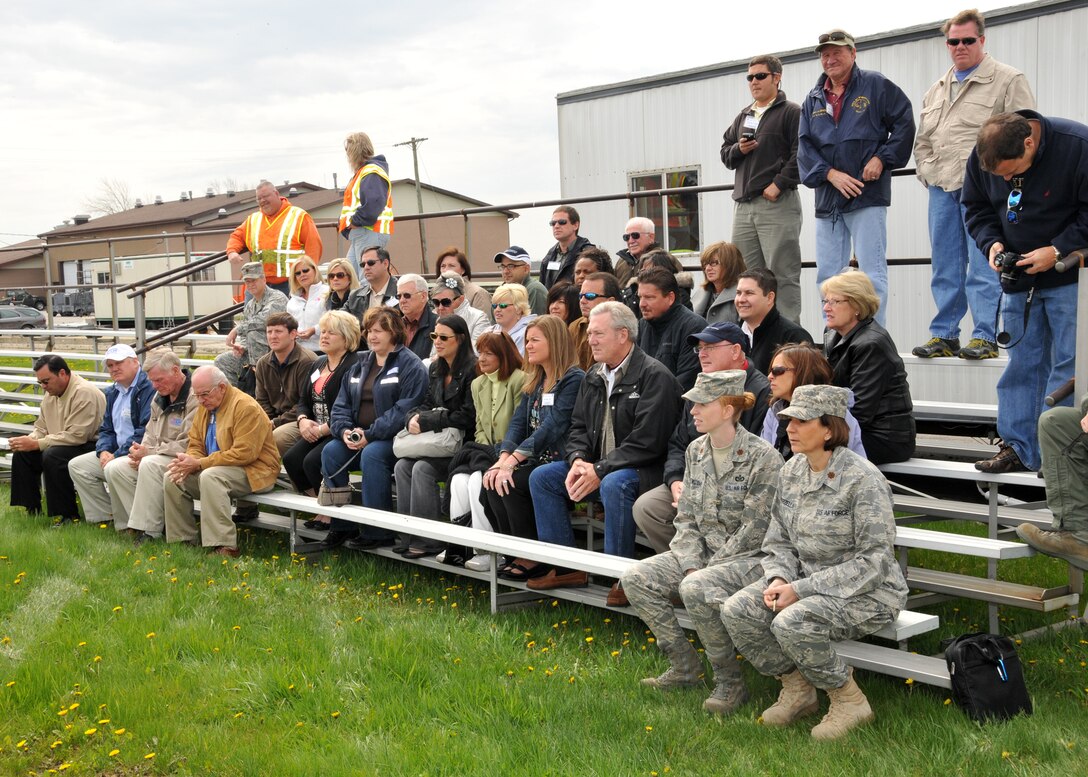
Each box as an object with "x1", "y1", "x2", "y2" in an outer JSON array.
[
  {"x1": 464, "y1": 554, "x2": 491, "y2": 572},
  {"x1": 435, "y1": 550, "x2": 447, "y2": 563}
]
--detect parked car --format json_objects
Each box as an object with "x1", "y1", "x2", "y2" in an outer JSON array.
[
  {"x1": 3, "y1": 289, "x2": 47, "y2": 310},
  {"x1": 0, "y1": 306, "x2": 46, "y2": 329}
]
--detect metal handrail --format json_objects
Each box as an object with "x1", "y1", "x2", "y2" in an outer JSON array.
[
  {"x1": 139, "y1": 302, "x2": 243, "y2": 354},
  {"x1": 117, "y1": 250, "x2": 226, "y2": 295}
]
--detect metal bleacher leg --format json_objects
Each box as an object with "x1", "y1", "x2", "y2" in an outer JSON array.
[{"x1": 986, "y1": 481, "x2": 1000, "y2": 633}]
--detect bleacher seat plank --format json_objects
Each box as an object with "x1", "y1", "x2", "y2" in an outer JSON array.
[
  {"x1": 895, "y1": 526, "x2": 1033, "y2": 559},
  {"x1": 907, "y1": 567, "x2": 1079, "y2": 611},
  {"x1": 880, "y1": 458, "x2": 1045, "y2": 489},
  {"x1": 834, "y1": 642, "x2": 950, "y2": 688},
  {"x1": 912, "y1": 400, "x2": 997, "y2": 423},
  {"x1": 894, "y1": 494, "x2": 1054, "y2": 531}
]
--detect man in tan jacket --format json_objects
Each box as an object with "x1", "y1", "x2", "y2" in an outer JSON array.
[
  {"x1": 163, "y1": 365, "x2": 280, "y2": 556},
  {"x1": 9, "y1": 354, "x2": 105, "y2": 526},
  {"x1": 911, "y1": 8, "x2": 1035, "y2": 361}
]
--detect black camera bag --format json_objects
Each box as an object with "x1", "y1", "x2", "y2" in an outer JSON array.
[{"x1": 944, "y1": 632, "x2": 1032, "y2": 722}]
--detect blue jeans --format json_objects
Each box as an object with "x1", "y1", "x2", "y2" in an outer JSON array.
[
  {"x1": 926, "y1": 186, "x2": 1000, "y2": 342},
  {"x1": 320, "y1": 439, "x2": 397, "y2": 534},
  {"x1": 815, "y1": 207, "x2": 888, "y2": 326},
  {"x1": 529, "y1": 461, "x2": 642, "y2": 558},
  {"x1": 997, "y1": 282, "x2": 1077, "y2": 471},
  {"x1": 346, "y1": 228, "x2": 391, "y2": 280}
]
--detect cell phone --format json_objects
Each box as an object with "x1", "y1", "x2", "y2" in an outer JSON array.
[{"x1": 742, "y1": 132, "x2": 756, "y2": 141}]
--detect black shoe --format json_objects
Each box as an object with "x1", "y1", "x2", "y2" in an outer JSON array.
[
  {"x1": 133, "y1": 532, "x2": 157, "y2": 546},
  {"x1": 232, "y1": 508, "x2": 259, "y2": 523},
  {"x1": 975, "y1": 443, "x2": 1028, "y2": 474},
  {"x1": 912, "y1": 336, "x2": 960, "y2": 358},
  {"x1": 958, "y1": 338, "x2": 998, "y2": 360},
  {"x1": 303, "y1": 518, "x2": 330, "y2": 530},
  {"x1": 401, "y1": 547, "x2": 440, "y2": 560},
  {"x1": 319, "y1": 529, "x2": 358, "y2": 548},
  {"x1": 51, "y1": 516, "x2": 79, "y2": 529},
  {"x1": 344, "y1": 536, "x2": 394, "y2": 551}
]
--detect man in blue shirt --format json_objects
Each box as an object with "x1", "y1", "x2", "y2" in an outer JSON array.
[{"x1": 68, "y1": 343, "x2": 155, "y2": 531}]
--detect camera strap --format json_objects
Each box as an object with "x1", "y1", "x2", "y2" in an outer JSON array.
[{"x1": 995, "y1": 285, "x2": 1036, "y2": 350}]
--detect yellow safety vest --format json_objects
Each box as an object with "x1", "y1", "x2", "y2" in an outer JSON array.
[
  {"x1": 244, "y1": 204, "x2": 308, "y2": 278},
  {"x1": 340, "y1": 164, "x2": 395, "y2": 235}
]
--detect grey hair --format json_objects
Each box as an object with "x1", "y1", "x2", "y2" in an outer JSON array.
[
  {"x1": 255, "y1": 180, "x2": 278, "y2": 194},
  {"x1": 142, "y1": 347, "x2": 181, "y2": 374},
  {"x1": 624, "y1": 216, "x2": 655, "y2": 235},
  {"x1": 589, "y1": 300, "x2": 638, "y2": 340},
  {"x1": 398, "y1": 273, "x2": 429, "y2": 294},
  {"x1": 431, "y1": 271, "x2": 465, "y2": 298},
  {"x1": 193, "y1": 364, "x2": 229, "y2": 387}
]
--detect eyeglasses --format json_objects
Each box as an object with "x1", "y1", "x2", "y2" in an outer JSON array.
[
  {"x1": 429, "y1": 332, "x2": 456, "y2": 342},
  {"x1": 692, "y1": 342, "x2": 735, "y2": 354},
  {"x1": 818, "y1": 31, "x2": 851, "y2": 45},
  {"x1": 433, "y1": 298, "x2": 457, "y2": 307},
  {"x1": 746, "y1": 72, "x2": 772, "y2": 82},
  {"x1": 327, "y1": 272, "x2": 349, "y2": 280},
  {"x1": 1006, "y1": 188, "x2": 1023, "y2": 224},
  {"x1": 768, "y1": 365, "x2": 797, "y2": 377},
  {"x1": 549, "y1": 219, "x2": 569, "y2": 227},
  {"x1": 622, "y1": 232, "x2": 643, "y2": 242},
  {"x1": 702, "y1": 260, "x2": 720, "y2": 267},
  {"x1": 821, "y1": 297, "x2": 849, "y2": 307},
  {"x1": 293, "y1": 267, "x2": 312, "y2": 276},
  {"x1": 194, "y1": 387, "x2": 221, "y2": 399},
  {"x1": 492, "y1": 302, "x2": 513, "y2": 310},
  {"x1": 579, "y1": 292, "x2": 607, "y2": 301},
  {"x1": 362, "y1": 259, "x2": 382, "y2": 268},
  {"x1": 499, "y1": 262, "x2": 526, "y2": 271},
  {"x1": 946, "y1": 37, "x2": 979, "y2": 46},
  {"x1": 396, "y1": 292, "x2": 420, "y2": 300}
]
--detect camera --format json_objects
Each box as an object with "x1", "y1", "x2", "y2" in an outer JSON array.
[
  {"x1": 994, "y1": 250, "x2": 1028, "y2": 292},
  {"x1": 346, "y1": 430, "x2": 364, "y2": 444},
  {"x1": 741, "y1": 131, "x2": 756, "y2": 141}
]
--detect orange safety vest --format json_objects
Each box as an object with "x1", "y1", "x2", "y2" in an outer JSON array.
[
  {"x1": 244, "y1": 204, "x2": 310, "y2": 279},
  {"x1": 339, "y1": 164, "x2": 395, "y2": 235}
]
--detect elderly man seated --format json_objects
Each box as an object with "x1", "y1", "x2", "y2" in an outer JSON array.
[
  {"x1": 68, "y1": 343, "x2": 155, "y2": 532},
  {"x1": 103, "y1": 348, "x2": 199, "y2": 544},
  {"x1": 162, "y1": 365, "x2": 280, "y2": 556}
]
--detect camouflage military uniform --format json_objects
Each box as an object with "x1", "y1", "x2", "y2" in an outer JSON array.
[
  {"x1": 622, "y1": 425, "x2": 782, "y2": 675},
  {"x1": 214, "y1": 287, "x2": 288, "y2": 388},
  {"x1": 721, "y1": 446, "x2": 907, "y2": 690}
]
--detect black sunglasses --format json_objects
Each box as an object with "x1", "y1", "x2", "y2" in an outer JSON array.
[
  {"x1": 768, "y1": 365, "x2": 797, "y2": 377},
  {"x1": 1006, "y1": 188, "x2": 1023, "y2": 224},
  {"x1": 396, "y1": 292, "x2": 419, "y2": 300},
  {"x1": 293, "y1": 267, "x2": 312, "y2": 276},
  {"x1": 946, "y1": 37, "x2": 979, "y2": 46},
  {"x1": 327, "y1": 272, "x2": 349, "y2": 280},
  {"x1": 429, "y1": 332, "x2": 456, "y2": 341},
  {"x1": 818, "y1": 31, "x2": 851, "y2": 45},
  {"x1": 622, "y1": 232, "x2": 642, "y2": 242},
  {"x1": 746, "y1": 72, "x2": 772, "y2": 82},
  {"x1": 492, "y1": 302, "x2": 513, "y2": 310},
  {"x1": 362, "y1": 259, "x2": 382, "y2": 267},
  {"x1": 549, "y1": 219, "x2": 569, "y2": 227},
  {"x1": 579, "y1": 292, "x2": 606, "y2": 301},
  {"x1": 433, "y1": 298, "x2": 457, "y2": 307}
]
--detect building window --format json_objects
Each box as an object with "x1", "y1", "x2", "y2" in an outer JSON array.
[
  {"x1": 188, "y1": 267, "x2": 216, "y2": 282},
  {"x1": 96, "y1": 272, "x2": 111, "y2": 285},
  {"x1": 629, "y1": 168, "x2": 700, "y2": 253}
]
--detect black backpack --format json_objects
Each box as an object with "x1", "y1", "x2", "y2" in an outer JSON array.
[{"x1": 944, "y1": 633, "x2": 1033, "y2": 723}]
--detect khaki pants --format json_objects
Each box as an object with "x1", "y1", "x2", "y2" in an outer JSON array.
[
  {"x1": 164, "y1": 466, "x2": 261, "y2": 548},
  {"x1": 632, "y1": 483, "x2": 678, "y2": 554},
  {"x1": 273, "y1": 423, "x2": 302, "y2": 457},
  {"x1": 105, "y1": 454, "x2": 174, "y2": 537},
  {"x1": 69, "y1": 451, "x2": 135, "y2": 529}
]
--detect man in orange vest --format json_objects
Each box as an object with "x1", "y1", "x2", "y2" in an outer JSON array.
[{"x1": 227, "y1": 181, "x2": 323, "y2": 294}]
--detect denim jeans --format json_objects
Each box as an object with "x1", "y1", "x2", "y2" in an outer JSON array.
[
  {"x1": 319, "y1": 439, "x2": 397, "y2": 534},
  {"x1": 815, "y1": 206, "x2": 888, "y2": 326},
  {"x1": 346, "y1": 228, "x2": 390, "y2": 280},
  {"x1": 926, "y1": 186, "x2": 1001, "y2": 342},
  {"x1": 529, "y1": 461, "x2": 642, "y2": 558},
  {"x1": 997, "y1": 282, "x2": 1077, "y2": 471}
]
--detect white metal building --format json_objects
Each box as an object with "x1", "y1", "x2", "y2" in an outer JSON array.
[{"x1": 556, "y1": 0, "x2": 1088, "y2": 402}]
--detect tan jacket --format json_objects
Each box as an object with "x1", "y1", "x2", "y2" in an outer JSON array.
[
  {"x1": 31, "y1": 373, "x2": 105, "y2": 451},
  {"x1": 186, "y1": 384, "x2": 280, "y2": 492},
  {"x1": 914, "y1": 54, "x2": 1035, "y2": 192},
  {"x1": 143, "y1": 375, "x2": 199, "y2": 456}
]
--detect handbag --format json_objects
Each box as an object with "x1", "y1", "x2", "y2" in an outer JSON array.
[
  {"x1": 944, "y1": 632, "x2": 1032, "y2": 723},
  {"x1": 392, "y1": 427, "x2": 464, "y2": 459},
  {"x1": 315, "y1": 454, "x2": 357, "y2": 507}
]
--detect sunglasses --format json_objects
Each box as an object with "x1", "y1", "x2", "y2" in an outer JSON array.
[
  {"x1": 429, "y1": 332, "x2": 457, "y2": 342},
  {"x1": 946, "y1": 37, "x2": 979, "y2": 46},
  {"x1": 362, "y1": 259, "x2": 382, "y2": 267},
  {"x1": 768, "y1": 365, "x2": 797, "y2": 377},
  {"x1": 622, "y1": 232, "x2": 642, "y2": 242},
  {"x1": 1006, "y1": 188, "x2": 1023, "y2": 224},
  {"x1": 396, "y1": 292, "x2": 420, "y2": 300},
  {"x1": 433, "y1": 298, "x2": 457, "y2": 307},
  {"x1": 818, "y1": 31, "x2": 851, "y2": 45},
  {"x1": 327, "y1": 272, "x2": 349, "y2": 280},
  {"x1": 579, "y1": 292, "x2": 606, "y2": 301},
  {"x1": 746, "y1": 72, "x2": 772, "y2": 82},
  {"x1": 549, "y1": 219, "x2": 569, "y2": 227},
  {"x1": 492, "y1": 302, "x2": 513, "y2": 310},
  {"x1": 293, "y1": 267, "x2": 312, "y2": 276}
]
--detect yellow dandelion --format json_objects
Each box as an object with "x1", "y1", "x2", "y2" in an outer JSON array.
[
  {"x1": 94, "y1": 656, "x2": 102, "y2": 662},
  {"x1": 506, "y1": 670, "x2": 514, "y2": 676},
  {"x1": 144, "y1": 752, "x2": 156, "y2": 759},
  {"x1": 109, "y1": 749, "x2": 120, "y2": 757},
  {"x1": 99, "y1": 523, "x2": 108, "y2": 529},
  {"x1": 527, "y1": 666, "x2": 535, "y2": 672},
  {"x1": 58, "y1": 709, "x2": 69, "y2": 716},
  {"x1": 610, "y1": 650, "x2": 620, "y2": 657},
  {"x1": 98, "y1": 718, "x2": 109, "y2": 724},
  {"x1": 647, "y1": 637, "x2": 656, "y2": 643},
  {"x1": 59, "y1": 764, "x2": 71, "y2": 771},
  {"x1": 0, "y1": 636, "x2": 9, "y2": 645},
  {"x1": 1001, "y1": 751, "x2": 1011, "y2": 759},
  {"x1": 112, "y1": 606, "x2": 122, "y2": 613},
  {"x1": 146, "y1": 632, "x2": 156, "y2": 639},
  {"x1": 232, "y1": 625, "x2": 241, "y2": 631},
  {"x1": 354, "y1": 616, "x2": 363, "y2": 623},
  {"x1": 331, "y1": 711, "x2": 340, "y2": 719},
  {"x1": 296, "y1": 722, "x2": 305, "y2": 728},
  {"x1": 84, "y1": 728, "x2": 97, "y2": 736},
  {"x1": 645, "y1": 726, "x2": 653, "y2": 732},
  {"x1": 114, "y1": 728, "x2": 126, "y2": 735},
  {"x1": 905, "y1": 678, "x2": 915, "y2": 685},
  {"x1": 50, "y1": 739, "x2": 62, "y2": 748},
  {"x1": 944, "y1": 698, "x2": 952, "y2": 705},
  {"x1": 77, "y1": 641, "x2": 86, "y2": 647},
  {"x1": 453, "y1": 658, "x2": 461, "y2": 664},
  {"x1": 568, "y1": 676, "x2": 575, "y2": 684},
  {"x1": 69, "y1": 703, "x2": 79, "y2": 710},
  {"x1": 4, "y1": 681, "x2": 14, "y2": 687},
  {"x1": 233, "y1": 712, "x2": 244, "y2": 718},
  {"x1": 16, "y1": 739, "x2": 26, "y2": 748},
  {"x1": 585, "y1": 636, "x2": 594, "y2": 643}
]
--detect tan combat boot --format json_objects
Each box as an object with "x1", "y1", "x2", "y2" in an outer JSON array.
[
  {"x1": 760, "y1": 670, "x2": 819, "y2": 726},
  {"x1": 810, "y1": 670, "x2": 874, "y2": 740},
  {"x1": 703, "y1": 668, "x2": 749, "y2": 716},
  {"x1": 641, "y1": 644, "x2": 704, "y2": 690}
]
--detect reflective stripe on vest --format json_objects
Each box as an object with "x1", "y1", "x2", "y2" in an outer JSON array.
[
  {"x1": 339, "y1": 164, "x2": 395, "y2": 235},
  {"x1": 245, "y1": 205, "x2": 308, "y2": 277}
]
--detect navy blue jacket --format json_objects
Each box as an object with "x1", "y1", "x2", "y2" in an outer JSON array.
[
  {"x1": 329, "y1": 346, "x2": 427, "y2": 441},
  {"x1": 96, "y1": 369, "x2": 155, "y2": 457},
  {"x1": 500, "y1": 366, "x2": 585, "y2": 461},
  {"x1": 963, "y1": 110, "x2": 1088, "y2": 291},
  {"x1": 799, "y1": 64, "x2": 914, "y2": 218}
]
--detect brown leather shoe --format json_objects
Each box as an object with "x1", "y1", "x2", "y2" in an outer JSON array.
[
  {"x1": 606, "y1": 582, "x2": 629, "y2": 607},
  {"x1": 211, "y1": 546, "x2": 240, "y2": 557},
  {"x1": 974, "y1": 443, "x2": 1028, "y2": 474},
  {"x1": 526, "y1": 569, "x2": 589, "y2": 590}
]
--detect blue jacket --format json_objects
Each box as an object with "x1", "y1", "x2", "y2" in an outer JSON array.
[
  {"x1": 329, "y1": 346, "x2": 428, "y2": 442},
  {"x1": 963, "y1": 110, "x2": 1088, "y2": 291},
  {"x1": 798, "y1": 64, "x2": 914, "y2": 218},
  {"x1": 501, "y1": 366, "x2": 585, "y2": 462},
  {"x1": 96, "y1": 369, "x2": 155, "y2": 456}
]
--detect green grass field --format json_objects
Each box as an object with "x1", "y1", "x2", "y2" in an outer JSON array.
[{"x1": 0, "y1": 489, "x2": 1086, "y2": 776}]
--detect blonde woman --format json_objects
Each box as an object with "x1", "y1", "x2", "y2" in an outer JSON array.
[
  {"x1": 323, "y1": 257, "x2": 367, "y2": 324},
  {"x1": 286, "y1": 255, "x2": 327, "y2": 351},
  {"x1": 339, "y1": 131, "x2": 393, "y2": 279},
  {"x1": 491, "y1": 283, "x2": 536, "y2": 354}
]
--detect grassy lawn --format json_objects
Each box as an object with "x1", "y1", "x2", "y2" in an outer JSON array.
[{"x1": 0, "y1": 490, "x2": 1086, "y2": 776}]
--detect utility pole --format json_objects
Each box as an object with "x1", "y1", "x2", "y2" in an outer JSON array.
[{"x1": 394, "y1": 136, "x2": 429, "y2": 272}]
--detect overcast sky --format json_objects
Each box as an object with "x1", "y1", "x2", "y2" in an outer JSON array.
[{"x1": 3, "y1": 0, "x2": 970, "y2": 256}]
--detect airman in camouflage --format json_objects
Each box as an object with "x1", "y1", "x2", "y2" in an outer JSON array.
[
  {"x1": 720, "y1": 383, "x2": 907, "y2": 739},
  {"x1": 621, "y1": 370, "x2": 783, "y2": 715}
]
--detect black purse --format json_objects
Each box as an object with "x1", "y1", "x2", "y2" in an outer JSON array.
[{"x1": 944, "y1": 633, "x2": 1032, "y2": 723}]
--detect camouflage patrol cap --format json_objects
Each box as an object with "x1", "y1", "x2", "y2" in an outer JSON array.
[
  {"x1": 682, "y1": 369, "x2": 746, "y2": 404},
  {"x1": 240, "y1": 262, "x2": 264, "y2": 279},
  {"x1": 777, "y1": 384, "x2": 849, "y2": 421}
]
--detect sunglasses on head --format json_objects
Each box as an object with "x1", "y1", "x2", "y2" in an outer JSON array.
[
  {"x1": 1006, "y1": 188, "x2": 1023, "y2": 224},
  {"x1": 768, "y1": 365, "x2": 797, "y2": 377},
  {"x1": 946, "y1": 37, "x2": 978, "y2": 46},
  {"x1": 622, "y1": 232, "x2": 642, "y2": 242},
  {"x1": 429, "y1": 332, "x2": 456, "y2": 342},
  {"x1": 549, "y1": 219, "x2": 569, "y2": 227},
  {"x1": 818, "y1": 31, "x2": 850, "y2": 45},
  {"x1": 746, "y1": 72, "x2": 772, "y2": 82},
  {"x1": 433, "y1": 297, "x2": 457, "y2": 307},
  {"x1": 327, "y1": 272, "x2": 349, "y2": 280}
]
